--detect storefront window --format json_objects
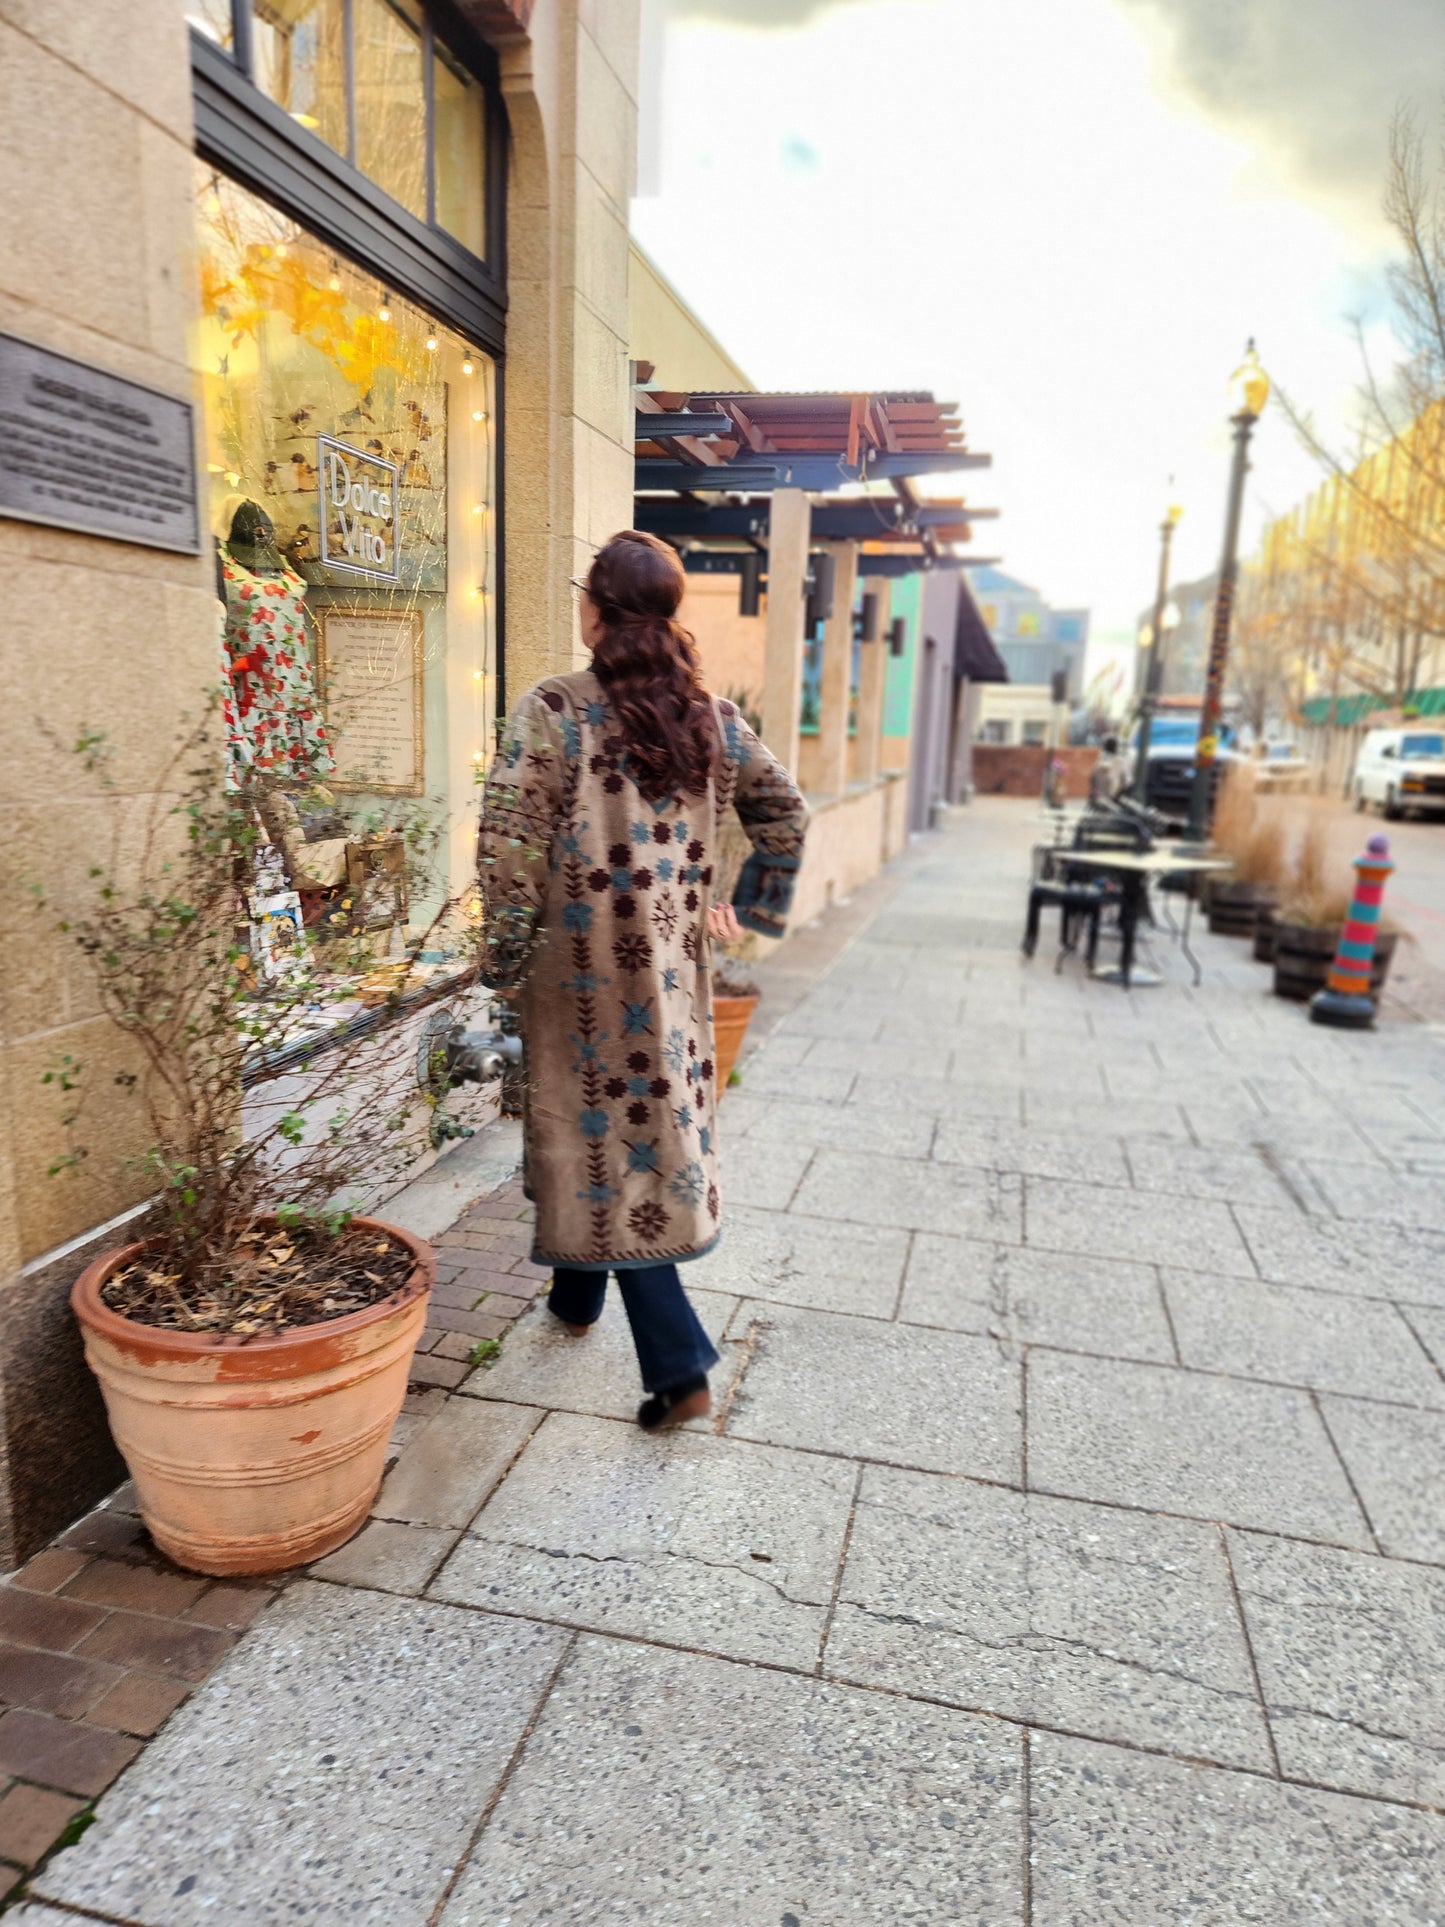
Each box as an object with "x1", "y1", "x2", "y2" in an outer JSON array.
[
  {"x1": 252, "y1": 0, "x2": 350, "y2": 160},
  {"x1": 433, "y1": 41, "x2": 488, "y2": 255},
  {"x1": 187, "y1": 2, "x2": 237, "y2": 51},
  {"x1": 224, "y1": 0, "x2": 493, "y2": 265},
  {"x1": 353, "y1": 0, "x2": 428, "y2": 224},
  {"x1": 193, "y1": 165, "x2": 497, "y2": 984}
]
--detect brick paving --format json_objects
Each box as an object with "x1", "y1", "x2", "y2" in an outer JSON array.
[{"x1": 0, "y1": 1495, "x2": 283, "y2": 1900}]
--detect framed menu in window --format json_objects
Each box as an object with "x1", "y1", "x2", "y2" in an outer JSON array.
[{"x1": 318, "y1": 608, "x2": 424, "y2": 796}]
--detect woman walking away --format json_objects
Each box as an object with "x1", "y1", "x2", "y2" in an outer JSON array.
[{"x1": 478, "y1": 530, "x2": 808, "y2": 1429}]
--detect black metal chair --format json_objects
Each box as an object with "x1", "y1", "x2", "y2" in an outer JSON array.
[{"x1": 1022, "y1": 878, "x2": 1106, "y2": 973}]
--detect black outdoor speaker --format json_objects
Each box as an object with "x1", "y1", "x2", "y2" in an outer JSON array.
[
  {"x1": 738, "y1": 551, "x2": 762, "y2": 619},
  {"x1": 804, "y1": 551, "x2": 836, "y2": 630},
  {"x1": 858, "y1": 591, "x2": 879, "y2": 642},
  {"x1": 888, "y1": 616, "x2": 906, "y2": 657},
  {"x1": 1050, "y1": 667, "x2": 1069, "y2": 704}
]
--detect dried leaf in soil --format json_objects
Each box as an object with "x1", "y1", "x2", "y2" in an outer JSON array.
[{"x1": 101, "y1": 1224, "x2": 416, "y2": 1337}]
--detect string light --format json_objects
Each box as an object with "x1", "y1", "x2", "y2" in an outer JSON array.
[
  {"x1": 425, "y1": 328, "x2": 439, "y2": 352},
  {"x1": 378, "y1": 291, "x2": 391, "y2": 322},
  {"x1": 275, "y1": 240, "x2": 289, "y2": 258},
  {"x1": 471, "y1": 409, "x2": 485, "y2": 422},
  {"x1": 462, "y1": 353, "x2": 475, "y2": 376},
  {"x1": 327, "y1": 258, "x2": 342, "y2": 292}
]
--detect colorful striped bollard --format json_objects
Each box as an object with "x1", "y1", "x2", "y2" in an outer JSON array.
[{"x1": 1309, "y1": 833, "x2": 1394, "y2": 1030}]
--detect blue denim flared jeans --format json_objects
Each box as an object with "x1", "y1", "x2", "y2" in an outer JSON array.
[{"x1": 548, "y1": 1263, "x2": 719, "y2": 1394}]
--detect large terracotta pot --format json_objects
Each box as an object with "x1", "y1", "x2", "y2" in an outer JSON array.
[
  {"x1": 1273, "y1": 924, "x2": 1397, "y2": 1003},
  {"x1": 71, "y1": 1217, "x2": 433, "y2": 1576},
  {"x1": 713, "y1": 992, "x2": 759, "y2": 1094}
]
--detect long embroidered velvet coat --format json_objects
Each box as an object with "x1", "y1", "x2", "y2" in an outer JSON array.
[{"x1": 478, "y1": 670, "x2": 808, "y2": 1270}]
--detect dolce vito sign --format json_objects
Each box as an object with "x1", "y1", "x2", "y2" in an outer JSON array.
[{"x1": 318, "y1": 434, "x2": 399, "y2": 582}]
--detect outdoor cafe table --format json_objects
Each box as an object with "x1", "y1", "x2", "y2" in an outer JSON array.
[{"x1": 1054, "y1": 844, "x2": 1235, "y2": 988}]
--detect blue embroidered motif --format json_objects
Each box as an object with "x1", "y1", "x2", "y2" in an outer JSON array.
[
  {"x1": 579, "y1": 1109, "x2": 609, "y2": 1138},
  {"x1": 627, "y1": 1140, "x2": 660, "y2": 1173},
  {"x1": 622, "y1": 1001, "x2": 654, "y2": 1035},
  {"x1": 562, "y1": 901, "x2": 594, "y2": 932},
  {"x1": 662, "y1": 1027, "x2": 686, "y2": 1073},
  {"x1": 668, "y1": 1161, "x2": 705, "y2": 1205}
]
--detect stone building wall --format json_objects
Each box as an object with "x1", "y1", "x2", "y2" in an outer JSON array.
[
  {"x1": 0, "y1": 0, "x2": 217, "y2": 1564},
  {"x1": 0, "y1": 0, "x2": 642, "y2": 1565}
]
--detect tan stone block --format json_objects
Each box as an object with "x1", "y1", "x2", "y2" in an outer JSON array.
[
  {"x1": 0, "y1": 290, "x2": 187, "y2": 400},
  {"x1": 0, "y1": 0, "x2": 196, "y2": 133},
  {"x1": 585, "y1": 426, "x2": 635, "y2": 548},
  {"x1": 0, "y1": 1020, "x2": 157, "y2": 1263},
  {"x1": 572, "y1": 167, "x2": 631, "y2": 335},
  {"x1": 137, "y1": 115, "x2": 200, "y2": 365},
  {"x1": 505, "y1": 409, "x2": 557, "y2": 537},
  {"x1": 505, "y1": 207, "x2": 554, "y2": 288},
  {"x1": 569, "y1": 302, "x2": 631, "y2": 441},
  {"x1": 501, "y1": 275, "x2": 555, "y2": 416},
  {"x1": 0, "y1": 559, "x2": 217, "y2": 795},
  {"x1": 576, "y1": 0, "x2": 642, "y2": 105},
  {"x1": 0, "y1": 24, "x2": 151, "y2": 351},
  {"x1": 571, "y1": 32, "x2": 637, "y2": 214}
]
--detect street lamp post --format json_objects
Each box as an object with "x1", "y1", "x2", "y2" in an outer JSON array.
[
  {"x1": 1187, "y1": 340, "x2": 1271, "y2": 841},
  {"x1": 1132, "y1": 499, "x2": 1184, "y2": 800}
]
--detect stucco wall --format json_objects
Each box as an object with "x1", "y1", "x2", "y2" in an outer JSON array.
[
  {"x1": 789, "y1": 778, "x2": 906, "y2": 930},
  {"x1": 680, "y1": 572, "x2": 765, "y2": 713},
  {"x1": 629, "y1": 241, "x2": 752, "y2": 391}
]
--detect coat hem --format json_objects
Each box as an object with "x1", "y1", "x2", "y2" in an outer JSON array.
[{"x1": 530, "y1": 1228, "x2": 723, "y2": 1272}]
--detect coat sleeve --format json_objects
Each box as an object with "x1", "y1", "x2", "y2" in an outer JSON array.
[
  {"x1": 724, "y1": 710, "x2": 810, "y2": 939},
  {"x1": 477, "y1": 686, "x2": 575, "y2": 989}
]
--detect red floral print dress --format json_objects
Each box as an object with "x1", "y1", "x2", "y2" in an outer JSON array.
[{"x1": 220, "y1": 546, "x2": 335, "y2": 783}]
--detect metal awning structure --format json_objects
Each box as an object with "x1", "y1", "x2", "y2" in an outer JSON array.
[
  {"x1": 634, "y1": 385, "x2": 999, "y2": 581},
  {"x1": 634, "y1": 491, "x2": 998, "y2": 581},
  {"x1": 635, "y1": 387, "x2": 989, "y2": 493}
]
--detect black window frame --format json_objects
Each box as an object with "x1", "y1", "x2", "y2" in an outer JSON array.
[{"x1": 190, "y1": 0, "x2": 507, "y2": 359}]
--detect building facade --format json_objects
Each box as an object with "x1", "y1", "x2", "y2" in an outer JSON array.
[
  {"x1": 971, "y1": 565, "x2": 1089, "y2": 697},
  {"x1": 0, "y1": 0, "x2": 641, "y2": 1563}
]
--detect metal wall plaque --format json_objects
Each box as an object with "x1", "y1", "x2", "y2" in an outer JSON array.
[{"x1": 0, "y1": 331, "x2": 201, "y2": 554}]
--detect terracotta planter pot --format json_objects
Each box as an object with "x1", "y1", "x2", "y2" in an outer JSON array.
[
  {"x1": 71, "y1": 1217, "x2": 433, "y2": 1576},
  {"x1": 713, "y1": 992, "x2": 759, "y2": 1093},
  {"x1": 1273, "y1": 924, "x2": 1397, "y2": 1003},
  {"x1": 1206, "y1": 879, "x2": 1278, "y2": 939}
]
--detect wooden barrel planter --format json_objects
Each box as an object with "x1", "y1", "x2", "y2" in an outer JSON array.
[
  {"x1": 1273, "y1": 924, "x2": 1397, "y2": 1003},
  {"x1": 1253, "y1": 904, "x2": 1279, "y2": 965},
  {"x1": 1207, "y1": 879, "x2": 1277, "y2": 939}
]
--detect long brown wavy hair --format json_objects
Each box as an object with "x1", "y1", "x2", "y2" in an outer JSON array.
[{"x1": 584, "y1": 530, "x2": 718, "y2": 800}]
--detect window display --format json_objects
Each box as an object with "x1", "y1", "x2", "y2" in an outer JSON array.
[{"x1": 193, "y1": 164, "x2": 496, "y2": 992}]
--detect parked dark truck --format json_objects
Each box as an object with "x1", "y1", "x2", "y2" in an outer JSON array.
[{"x1": 1131, "y1": 716, "x2": 1241, "y2": 828}]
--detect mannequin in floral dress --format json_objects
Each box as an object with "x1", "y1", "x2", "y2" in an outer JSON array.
[{"x1": 220, "y1": 501, "x2": 335, "y2": 784}]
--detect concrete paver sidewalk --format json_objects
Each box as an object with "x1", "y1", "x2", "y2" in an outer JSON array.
[{"x1": 17, "y1": 800, "x2": 1445, "y2": 1922}]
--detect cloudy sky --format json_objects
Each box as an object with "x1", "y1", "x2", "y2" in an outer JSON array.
[{"x1": 633, "y1": 0, "x2": 1445, "y2": 671}]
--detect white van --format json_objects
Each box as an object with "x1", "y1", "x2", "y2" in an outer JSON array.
[{"x1": 1353, "y1": 726, "x2": 1445, "y2": 818}]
